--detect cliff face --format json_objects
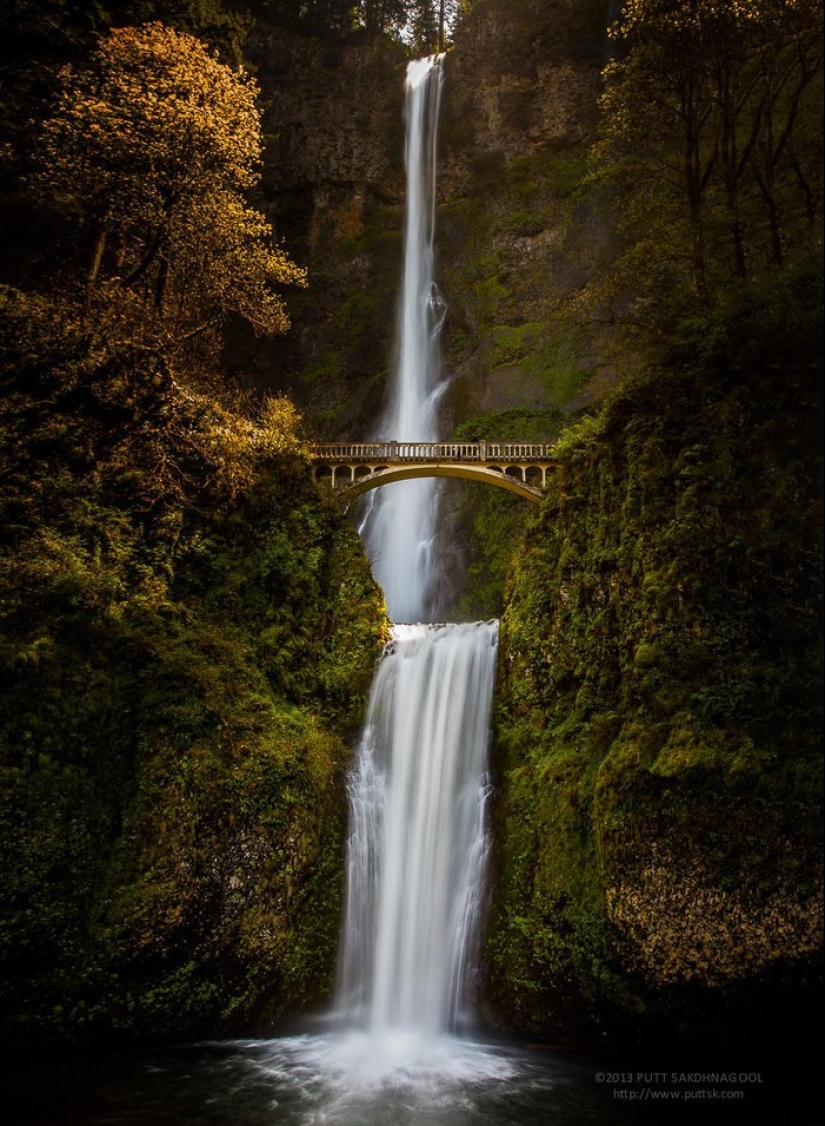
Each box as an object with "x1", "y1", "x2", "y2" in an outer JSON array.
[
  {"x1": 234, "y1": 1, "x2": 611, "y2": 441},
  {"x1": 227, "y1": 3, "x2": 614, "y2": 618},
  {"x1": 421, "y1": 0, "x2": 613, "y2": 616},
  {"x1": 488, "y1": 271, "x2": 824, "y2": 1046},
  {"x1": 225, "y1": 27, "x2": 409, "y2": 435},
  {"x1": 438, "y1": 0, "x2": 609, "y2": 423}
]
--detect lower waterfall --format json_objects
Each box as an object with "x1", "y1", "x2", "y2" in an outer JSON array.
[{"x1": 335, "y1": 621, "x2": 498, "y2": 1035}]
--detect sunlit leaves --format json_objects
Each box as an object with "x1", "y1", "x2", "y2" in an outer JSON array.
[
  {"x1": 42, "y1": 23, "x2": 260, "y2": 216},
  {"x1": 35, "y1": 22, "x2": 306, "y2": 347}
]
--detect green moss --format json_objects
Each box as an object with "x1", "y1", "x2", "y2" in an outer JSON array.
[
  {"x1": 439, "y1": 134, "x2": 597, "y2": 352},
  {"x1": 486, "y1": 321, "x2": 595, "y2": 404},
  {"x1": 443, "y1": 408, "x2": 564, "y2": 620},
  {"x1": 503, "y1": 148, "x2": 587, "y2": 203},
  {"x1": 488, "y1": 264, "x2": 824, "y2": 1045},
  {"x1": 0, "y1": 292, "x2": 388, "y2": 1047}
]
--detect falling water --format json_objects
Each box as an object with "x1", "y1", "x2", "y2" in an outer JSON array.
[
  {"x1": 362, "y1": 55, "x2": 446, "y2": 624},
  {"x1": 177, "y1": 54, "x2": 529, "y2": 1119},
  {"x1": 335, "y1": 621, "x2": 497, "y2": 1034},
  {"x1": 335, "y1": 55, "x2": 498, "y2": 1065},
  {"x1": 6, "y1": 55, "x2": 667, "y2": 1126}
]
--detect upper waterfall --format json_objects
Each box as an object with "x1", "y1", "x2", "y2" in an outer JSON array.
[
  {"x1": 335, "y1": 57, "x2": 498, "y2": 1047},
  {"x1": 331, "y1": 53, "x2": 498, "y2": 1065},
  {"x1": 361, "y1": 55, "x2": 445, "y2": 623}
]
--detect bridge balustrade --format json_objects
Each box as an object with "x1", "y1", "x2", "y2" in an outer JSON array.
[{"x1": 311, "y1": 441, "x2": 555, "y2": 463}]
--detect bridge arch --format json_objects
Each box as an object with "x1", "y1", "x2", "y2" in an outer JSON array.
[
  {"x1": 319, "y1": 463, "x2": 544, "y2": 502},
  {"x1": 310, "y1": 441, "x2": 556, "y2": 504}
]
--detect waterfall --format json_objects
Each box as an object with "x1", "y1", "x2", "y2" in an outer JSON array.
[
  {"x1": 336, "y1": 57, "x2": 497, "y2": 1049},
  {"x1": 335, "y1": 621, "x2": 497, "y2": 1034},
  {"x1": 362, "y1": 55, "x2": 446, "y2": 625}
]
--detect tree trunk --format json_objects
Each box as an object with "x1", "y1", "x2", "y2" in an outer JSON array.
[
  {"x1": 753, "y1": 168, "x2": 784, "y2": 264},
  {"x1": 789, "y1": 151, "x2": 816, "y2": 227},
  {"x1": 87, "y1": 228, "x2": 107, "y2": 288},
  {"x1": 154, "y1": 254, "x2": 170, "y2": 312}
]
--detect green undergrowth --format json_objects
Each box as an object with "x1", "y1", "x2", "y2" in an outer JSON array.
[
  {"x1": 0, "y1": 288, "x2": 388, "y2": 1047},
  {"x1": 488, "y1": 263, "x2": 824, "y2": 1047},
  {"x1": 445, "y1": 407, "x2": 565, "y2": 620}
]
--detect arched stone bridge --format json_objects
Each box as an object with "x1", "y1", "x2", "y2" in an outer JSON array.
[{"x1": 310, "y1": 441, "x2": 556, "y2": 503}]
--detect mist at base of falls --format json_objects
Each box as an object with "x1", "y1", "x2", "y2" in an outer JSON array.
[{"x1": 6, "y1": 1036, "x2": 687, "y2": 1126}]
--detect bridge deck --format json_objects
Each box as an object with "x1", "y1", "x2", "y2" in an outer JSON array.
[{"x1": 311, "y1": 441, "x2": 555, "y2": 463}]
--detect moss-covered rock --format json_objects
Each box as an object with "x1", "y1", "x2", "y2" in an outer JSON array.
[
  {"x1": 0, "y1": 289, "x2": 388, "y2": 1048},
  {"x1": 488, "y1": 264, "x2": 824, "y2": 1048}
]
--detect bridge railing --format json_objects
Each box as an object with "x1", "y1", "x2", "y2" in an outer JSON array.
[{"x1": 311, "y1": 441, "x2": 555, "y2": 462}]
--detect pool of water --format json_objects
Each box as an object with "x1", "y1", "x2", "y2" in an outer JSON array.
[{"x1": 4, "y1": 1028, "x2": 814, "y2": 1126}]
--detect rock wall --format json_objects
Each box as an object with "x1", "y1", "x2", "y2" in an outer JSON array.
[
  {"x1": 487, "y1": 270, "x2": 824, "y2": 1047},
  {"x1": 234, "y1": 1, "x2": 612, "y2": 440},
  {"x1": 437, "y1": 0, "x2": 610, "y2": 425},
  {"x1": 434, "y1": 0, "x2": 613, "y2": 616},
  {"x1": 226, "y1": 28, "x2": 409, "y2": 436},
  {"x1": 228, "y1": 3, "x2": 615, "y2": 617}
]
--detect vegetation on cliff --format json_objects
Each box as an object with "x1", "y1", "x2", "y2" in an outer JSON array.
[
  {"x1": 0, "y1": 14, "x2": 388, "y2": 1048},
  {"x1": 2, "y1": 0, "x2": 822, "y2": 1056},
  {"x1": 489, "y1": 259, "x2": 823, "y2": 1045},
  {"x1": 476, "y1": 0, "x2": 824, "y2": 1048},
  {"x1": 588, "y1": 0, "x2": 823, "y2": 338},
  {"x1": 0, "y1": 284, "x2": 387, "y2": 1047}
]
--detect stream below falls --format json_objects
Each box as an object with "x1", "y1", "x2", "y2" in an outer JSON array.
[{"x1": 3, "y1": 1034, "x2": 802, "y2": 1124}]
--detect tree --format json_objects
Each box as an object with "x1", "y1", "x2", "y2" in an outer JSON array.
[
  {"x1": 35, "y1": 22, "x2": 306, "y2": 349},
  {"x1": 590, "y1": 0, "x2": 823, "y2": 327},
  {"x1": 402, "y1": 0, "x2": 461, "y2": 50},
  {"x1": 233, "y1": 0, "x2": 463, "y2": 47},
  {"x1": 360, "y1": 0, "x2": 410, "y2": 38}
]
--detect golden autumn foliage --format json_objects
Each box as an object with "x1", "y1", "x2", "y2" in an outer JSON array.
[
  {"x1": 0, "y1": 285, "x2": 310, "y2": 510},
  {"x1": 0, "y1": 272, "x2": 389, "y2": 1046},
  {"x1": 199, "y1": 393, "x2": 312, "y2": 495},
  {"x1": 36, "y1": 22, "x2": 306, "y2": 345}
]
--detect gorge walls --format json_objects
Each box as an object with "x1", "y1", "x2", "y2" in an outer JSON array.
[
  {"x1": 438, "y1": 0, "x2": 609, "y2": 421},
  {"x1": 0, "y1": 306, "x2": 389, "y2": 1045},
  {"x1": 1, "y1": 0, "x2": 821, "y2": 1055},
  {"x1": 230, "y1": 1, "x2": 616, "y2": 618},
  {"x1": 225, "y1": 5, "x2": 823, "y2": 1048},
  {"x1": 225, "y1": 27, "x2": 408, "y2": 434},
  {"x1": 487, "y1": 273, "x2": 824, "y2": 1046}
]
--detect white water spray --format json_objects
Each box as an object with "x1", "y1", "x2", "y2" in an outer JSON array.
[{"x1": 363, "y1": 55, "x2": 445, "y2": 624}]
